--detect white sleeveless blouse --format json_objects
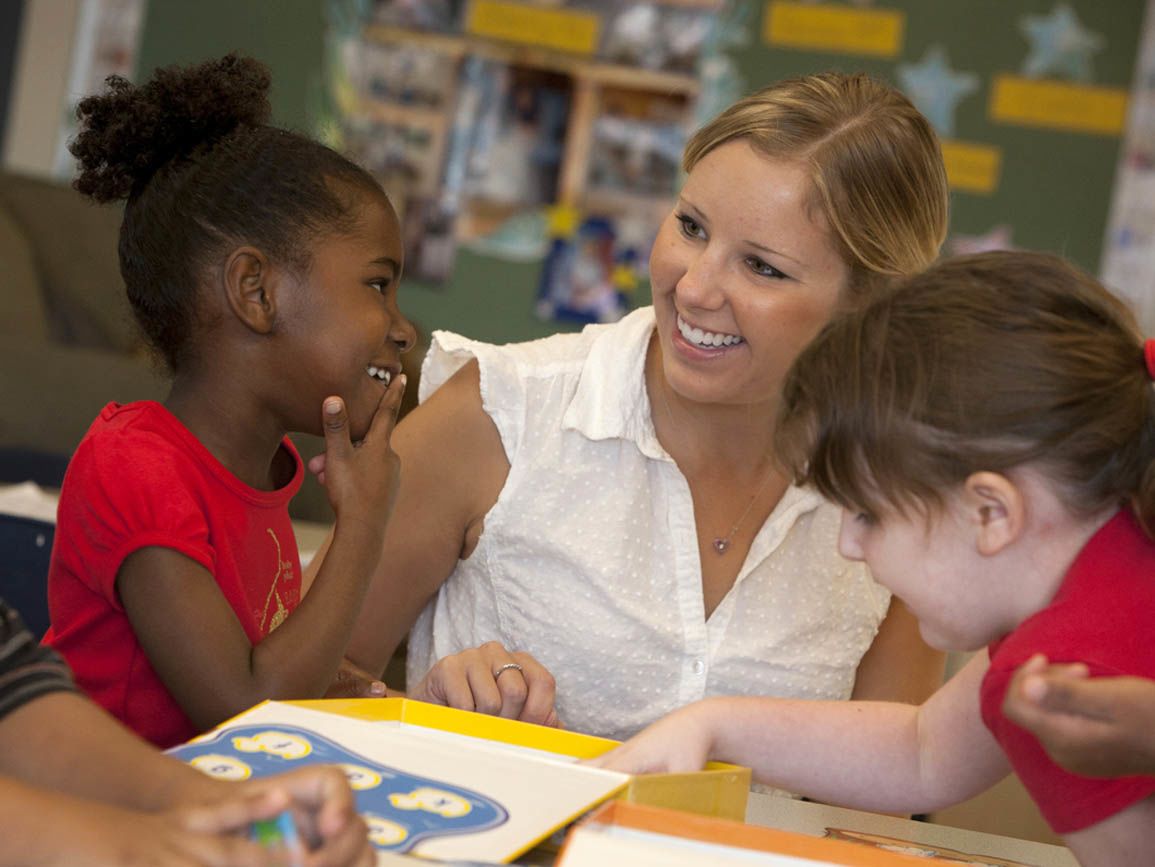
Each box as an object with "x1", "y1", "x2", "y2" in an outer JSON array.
[{"x1": 407, "y1": 307, "x2": 891, "y2": 741}]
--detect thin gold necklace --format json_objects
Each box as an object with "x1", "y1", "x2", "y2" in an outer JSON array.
[{"x1": 655, "y1": 382, "x2": 777, "y2": 555}]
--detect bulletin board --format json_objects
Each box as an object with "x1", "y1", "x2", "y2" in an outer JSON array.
[
  {"x1": 737, "y1": 0, "x2": 1145, "y2": 285},
  {"x1": 134, "y1": 0, "x2": 1148, "y2": 345}
]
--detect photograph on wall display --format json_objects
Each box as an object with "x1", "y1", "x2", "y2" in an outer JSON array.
[
  {"x1": 371, "y1": 0, "x2": 466, "y2": 33},
  {"x1": 456, "y1": 65, "x2": 573, "y2": 234},
  {"x1": 536, "y1": 215, "x2": 639, "y2": 325}
]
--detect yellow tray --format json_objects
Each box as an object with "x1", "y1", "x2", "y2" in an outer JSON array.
[{"x1": 288, "y1": 697, "x2": 750, "y2": 820}]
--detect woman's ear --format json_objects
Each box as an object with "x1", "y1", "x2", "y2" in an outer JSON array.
[
  {"x1": 963, "y1": 471, "x2": 1026, "y2": 556},
  {"x1": 223, "y1": 246, "x2": 277, "y2": 334}
]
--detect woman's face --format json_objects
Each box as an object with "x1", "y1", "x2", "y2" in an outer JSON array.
[{"x1": 649, "y1": 139, "x2": 850, "y2": 408}]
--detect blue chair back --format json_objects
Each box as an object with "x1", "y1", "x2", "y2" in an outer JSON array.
[{"x1": 0, "y1": 514, "x2": 54, "y2": 639}]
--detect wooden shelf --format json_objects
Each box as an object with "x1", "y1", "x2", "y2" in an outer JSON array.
[
  {"x1": 364, "y1": 24, "x2": 700, "y2": 96},
  {"x1": 359, "y1": 11, "x2": 704, "y2": 233}
]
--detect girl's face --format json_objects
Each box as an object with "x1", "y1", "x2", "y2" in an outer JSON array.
[
  {"x1": 837, "y1": 499, "x2": 1010, "y2": 652},
  {"x1": 649, "y1": 139, "x2": 850, "y2": 408},
  {"x1": 277, "y1": 190, "x2": 415, "y2": 440}
]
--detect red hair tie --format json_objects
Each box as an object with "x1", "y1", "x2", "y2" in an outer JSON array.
[{"x1": 1146, "y1": 339, "x2": 1155, "y2": 381}]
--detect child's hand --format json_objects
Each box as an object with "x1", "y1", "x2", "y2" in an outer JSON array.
[
  {"x1": 237, "y1": 766, "x2": 374, "y2": 867},
  {"x1": 46, "y1": 786, "x2": 300, "y2": 867},
  {"x1": 408, "y1": 642, "x2": 559, "y2": 727},
  {"x1": 308, "y1": 375, "x2": 406, "y2": 523},
  {"x1": 324, "y1": 657, "x2": 389, "y2": 699},
  {"x1": 586, "y1": 703, "x2": 715, "y2": 775},
  {"x1": 1003, "y1": 654, "x2": 1155, "y2": 778}
]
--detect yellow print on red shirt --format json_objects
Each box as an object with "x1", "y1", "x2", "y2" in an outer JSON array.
[{"x1": 260, "y1": 528, "x2": 296, "y2": 633}]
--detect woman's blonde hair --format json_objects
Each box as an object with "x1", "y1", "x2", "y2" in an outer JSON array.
[{"x1": 684, "y1": 72, "x2": 949, "y2": 297}]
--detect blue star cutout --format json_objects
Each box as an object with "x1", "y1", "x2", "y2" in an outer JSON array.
[
  {"x1": 1020, "y1": 2, "x2": 1104, "y2": 82},
  {"x1": 897, "y1": 45, "x2": 979, "y2": 138}
]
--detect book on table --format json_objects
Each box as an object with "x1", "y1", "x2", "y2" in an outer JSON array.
[{"x1": 167, "y1": 698, "x2": 749, "y2": 864}]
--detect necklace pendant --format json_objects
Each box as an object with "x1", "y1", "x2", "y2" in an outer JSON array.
[{"x1": 712, "y1": 537, "x2": 730, "y2": 555}]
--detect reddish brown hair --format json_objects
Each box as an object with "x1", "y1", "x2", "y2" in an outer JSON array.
[{"x1": 775, "y1": 251, "x2": 1155, "y2": 531}]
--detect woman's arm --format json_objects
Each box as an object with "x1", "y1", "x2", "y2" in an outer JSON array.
[
  {"x1": 597, "y1": 654, "x2": 1009, "y2": 815},
  {"x1": 851, "y1": 597, "x2": 946, "y2": 704},
  {"x1": 342, "y1": 359, "x2": 510, "y2": 675}
]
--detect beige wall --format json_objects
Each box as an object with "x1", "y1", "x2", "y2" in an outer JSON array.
[{"x1": 2, "y1": 0, "x2": 79, "y2": 176}]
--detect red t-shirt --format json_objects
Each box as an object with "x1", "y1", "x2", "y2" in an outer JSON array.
[
  {"x1": 980, "y1": 508, "x2": 1155, "y2": 833},
  {"x1": 43, "y1": 401, "x2": 303, "y2": 748}
]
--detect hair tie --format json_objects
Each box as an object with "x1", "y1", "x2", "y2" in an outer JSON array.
[{"x1": 1145, "y1": 339, "x2": 1155, "y2": 381}]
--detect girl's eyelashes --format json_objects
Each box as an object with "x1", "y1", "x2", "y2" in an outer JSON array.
[
  {"x1": 369, "y1": 276, "x2": 394, "y2": 295},
  {"x1": 853, "y1": 510, "x2": 877, "y2": 527}
]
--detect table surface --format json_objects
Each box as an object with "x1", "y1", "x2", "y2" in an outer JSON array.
[{"x1": 745, "y1": 793, "x2": 1076, "y2": 866}]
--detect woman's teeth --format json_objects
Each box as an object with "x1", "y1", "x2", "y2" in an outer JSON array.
[
  {"x1": 367, "y1": 365, "x2": 392, "y2": 386},
  {"x1": 677, "y1": 315, "x2": 744, "y2": 348}
]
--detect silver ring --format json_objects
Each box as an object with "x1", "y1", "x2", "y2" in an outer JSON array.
[{"x1": 494, "y1": 662, "x2": 523, "y2": 679}]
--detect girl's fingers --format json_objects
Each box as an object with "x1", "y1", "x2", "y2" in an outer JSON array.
[
  {"x1": 319, "y1": 397, "x2": 352, "y2": 462},
  {"x1": 363, "y1": 373, "x2": 407, "y2": 445}
]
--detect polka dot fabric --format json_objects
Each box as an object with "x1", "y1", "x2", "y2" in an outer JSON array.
[{"x1": 407, "y1": 308, "x2": 892, "y2": 741}]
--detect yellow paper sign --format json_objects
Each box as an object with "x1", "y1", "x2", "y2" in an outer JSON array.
[
  {"x1": 467, "y1": 0, "x2": 600, "y2": 55},
  {"x1": 763, "y1": 1, "x2": 905, "y2": 58},
  {"x1": 939, "y1": 140, "x2": 1002, "y2": 195},
  {"x1": 990, "y1": 74, "x2": 1128, "y2": 136}
]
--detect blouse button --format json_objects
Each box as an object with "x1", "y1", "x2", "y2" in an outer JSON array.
[{"x1": 692, "y1": 659, "x2": 705, "y2": 676}]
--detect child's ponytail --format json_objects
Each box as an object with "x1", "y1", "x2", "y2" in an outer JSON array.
[{"x1": 71, "y1": 53, "x2": 271, "y2": 203}]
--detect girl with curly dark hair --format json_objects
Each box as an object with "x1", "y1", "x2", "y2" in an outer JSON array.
[{"x1": 41, "y1": 53, "x2": 476, "y2": 748}]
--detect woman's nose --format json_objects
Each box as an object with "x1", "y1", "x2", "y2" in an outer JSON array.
[{"x1": 675, "y1": 250, "x2": 725, "y2": 309}]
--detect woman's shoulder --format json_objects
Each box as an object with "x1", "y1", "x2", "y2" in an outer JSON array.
[{"x1": 421, "y1": 308, "x2": 655, "y2": 400}]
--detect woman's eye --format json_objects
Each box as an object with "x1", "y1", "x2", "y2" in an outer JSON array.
[
  {"x1": 676, "y1": 214, "x2": 705, "y2": 240},
  {"x1": 854, "y1": 511, "x2": 876, "y2": 527},
  {"x1": 746, "y1": 256, "x2": 788, "y2": 280},
  {"x1": 369, "y1": 278, "x2": 392, "y2": 295}
]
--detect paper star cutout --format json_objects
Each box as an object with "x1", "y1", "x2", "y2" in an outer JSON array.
[
  {"x1": 949, "y1": 225, "x2": 1016, "y2": 257},
  {"x1": 1020, "y1": 2, "x2": 1104, "y2": 82},
  {"x1": 897, "y1": 45, "x2": 979, "y2": 137}
]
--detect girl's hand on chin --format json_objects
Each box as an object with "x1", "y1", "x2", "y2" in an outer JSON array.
[{"x1": 312, "y1": 375, "x2": 407, "y2": 526}]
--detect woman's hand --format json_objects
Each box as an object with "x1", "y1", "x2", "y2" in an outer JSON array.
[
  {"x1": 408, "y1": 642, "x2": 559, "y2": 727},
  {"x1": 587, "y1": 702, "x2": 716, "y2": 775},
  {"x1": 1003, "y1": 654, "x2": 1155, "y2": 778}
]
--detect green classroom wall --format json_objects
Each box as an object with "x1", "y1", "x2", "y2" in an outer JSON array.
[
  {"x1": 136, "y1": 0, "x2": 1144, "y2": 347},
  {"x1": 136, "y1": 0, "x2": 575, "y2": 345}
]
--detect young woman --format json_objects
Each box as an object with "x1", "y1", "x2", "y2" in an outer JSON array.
[{"x1": 336, "y1": 72, "x2": 951, "y2": 738}]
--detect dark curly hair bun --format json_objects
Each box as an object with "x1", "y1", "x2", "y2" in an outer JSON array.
[{"x1": 70, "y1": 53, "x2": 272, "y2": 202}]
